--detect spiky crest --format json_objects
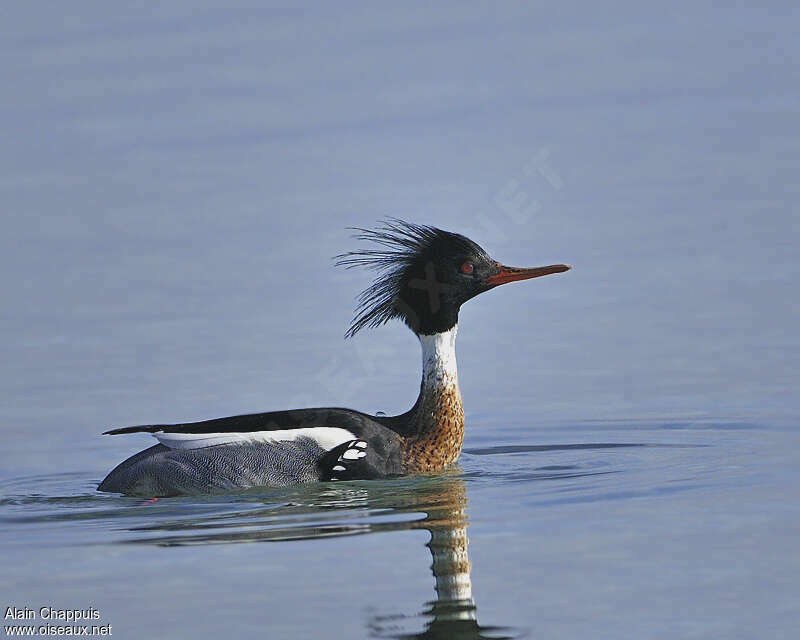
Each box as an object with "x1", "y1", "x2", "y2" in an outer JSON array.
[{"x1": 335, "y1": 219, "x2": 488, "y2": 337}]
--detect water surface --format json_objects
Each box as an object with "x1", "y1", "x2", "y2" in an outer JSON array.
[
  {"x1": 2, "y1": 3, "x2": 799, "y2": 639},
  {"x1": 3, "y1": 421, "x2": 798, "y2": 638}
]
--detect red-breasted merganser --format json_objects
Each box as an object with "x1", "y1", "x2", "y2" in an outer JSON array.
[{"x1": 98, "y1": 220, "x2": 570, "y2": 496}]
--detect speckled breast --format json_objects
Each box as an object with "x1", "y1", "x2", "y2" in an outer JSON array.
[{"x1": 403, "y1": 382, "x2": 465, "y2": 473}]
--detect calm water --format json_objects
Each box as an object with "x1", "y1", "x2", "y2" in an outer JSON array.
[
  {"x1": 2, "y1": 422, "x2": 799, "y2": 638},
  {"x1": 2, "y1": 3, "x2": 799, "y2": 639}
]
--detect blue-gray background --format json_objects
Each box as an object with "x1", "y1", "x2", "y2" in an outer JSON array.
[{"x1": 2, "y1": 3, "x2": 798, "y2": 639}]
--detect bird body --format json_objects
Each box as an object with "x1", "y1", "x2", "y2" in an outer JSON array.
[{"x1": 98, "y1": 221, "x2": 568, "y2": 496}]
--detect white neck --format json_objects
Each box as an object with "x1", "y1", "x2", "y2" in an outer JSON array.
[{"x1": 418, "y1": 325, "x2": 459, "y2": 390}]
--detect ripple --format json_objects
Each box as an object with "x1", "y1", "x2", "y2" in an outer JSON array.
[
  {"x1": 463, "y1": 442, "x2": 707, "y2": 455},
  {"x1": 0, "y1": 437, "x2": 719, "y2": 547},
  {"x1": 368, "y1": 598, "x2": 522, "y2": 639},
  {"x1": 1, "y1": 431, "x2": 750, "y2": 640}
]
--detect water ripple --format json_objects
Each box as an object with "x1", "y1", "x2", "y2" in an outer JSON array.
[{"x1": 1, "y1": 431, "x2": 747, "y2": 640}]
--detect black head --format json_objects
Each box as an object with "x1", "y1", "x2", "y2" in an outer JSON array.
[{"x1": 335, "y1": 219, "x2": 570, "y2": 337}]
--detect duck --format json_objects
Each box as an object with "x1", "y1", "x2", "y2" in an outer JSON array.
[{"x1": 98, "y1": 220, "x2": 569, "y2": 495}]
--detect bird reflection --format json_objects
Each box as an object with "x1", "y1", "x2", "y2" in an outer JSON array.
[
  {"x1": 366, "y1": 473, "x2": 516, "y2": 640},
  {"x1": 120, "y1": 472, "x2": 519, "y2": 638}
]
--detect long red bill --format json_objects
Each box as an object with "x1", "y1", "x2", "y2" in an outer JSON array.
[{"x1": 486, "y1": 263, "x2": 571, "y2": 286}]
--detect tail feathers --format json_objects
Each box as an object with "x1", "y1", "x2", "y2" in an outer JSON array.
[{"x1": 103, "y1": 425, "x2": 166, "y2": 435}]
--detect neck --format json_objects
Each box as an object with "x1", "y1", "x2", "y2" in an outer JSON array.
[{"x1": 403, "y1": 325, "x2": 465, "y2": 472}]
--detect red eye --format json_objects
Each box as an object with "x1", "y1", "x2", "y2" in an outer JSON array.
[{"x1": 460, "y1": 262, "x2": 474, "y2": 274}]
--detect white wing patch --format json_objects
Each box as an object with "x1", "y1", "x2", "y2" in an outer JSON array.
[{"x1": 153, "y1": 427, "x2": 357, "y2": 451}]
